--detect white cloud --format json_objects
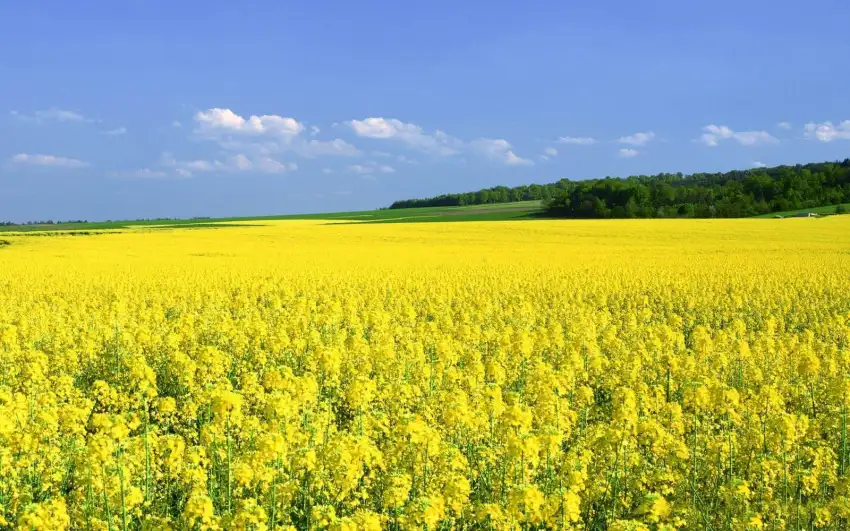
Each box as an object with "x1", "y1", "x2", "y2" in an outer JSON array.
[
  {"x1": 618, "y1": 131, "x2": 655, "y2": 146},
  {"x1": 557, "y1": 136, "x2": 596, "y2": 145},
  {"x1": 12, "y1": 108, "x2": 92, "y2": 124},
  {"x1": 103, "y1": 127, "x2": 127, "y2": 136},
  {"x1": 10, "y1": 153, "x2": 90, "y2": 168},
  {"x1": 39, "y1": 109, "x2": 88, "y2": 122},
  {"x1": 348, "y1": 163, "x2": 395, "y2": 175},
  {"x1": 396, "y1": 155, "x2": 417, "y2": 164},
  {"x1": 540, "y1": 146, "x2": 558, "y2": 161},
  {"x1": 618, "y1": 148, "x2": 639, "y2": 158},
  {"x1": 349, "y1": 117, "x2": 406, "y2": 139},
  {"x1": 347, "y1": 116, "x2": 536, "y2": 165},
  {"x1": 193, "y1": 108, "x2": 359, "y2": 159},
  {"x1": 505, "y1": 152, "x2": 533, "y2": 166},
  {"x1": 195, "y1": 108, "x2": 303, "y2": 138},
  {"x1": 161, "y1": 152, "x2": 295, "y2": 175},
  {"x1": 230, "y1": 153, "x2": 296, "y2": 173},
  {"x1": 733, "y1": 131, "x2": 778, "y2": 146},
  {"x1": 158, "y1": 155, "x2": 211, "y2": 178},
  {"x1": 699, "y1": 125, "x2": 778, "y2": 147},
  {"x1": 300, "y1": 139, "x2": 360, "y2": 158},
  {"x1": 322, "y1": 168, "x2": 334, "y2": 174},
  {"x1": 110, "y1": 168, "x2": 168, "y2": 179},
  {"x1": 698, "y1": 126, "x2": 730, "y2": 147},
  {"x1": 310, "y1": 126, "x2": 321, "y2": 136},
  {"x1": 174, "y1": 159, "x2": 214, "y2": 172},
  {"x1": 777, "y1": 122, "x2": 792, "y2": 130},
  {"x1": 803, "y1": 121, "x2": 850, "y2": 142},
  {"x1": 348, "y1": 117, "x2": 462, "y2": 156},
  {"x1": 752, "y1": 161, "x2": 767, "y2": 168},
  {"x1": 470, "y1": 138, "x2": 533, "y2": 166},
  {"x1": 171, "y1": 120, "x2": 183, "y2": 128}
]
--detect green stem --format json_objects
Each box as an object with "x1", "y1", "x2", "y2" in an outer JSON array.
[
  {"x1": 102, "y1": 463, "x2": 113, "y2": 531},
  {"x1": 841, "y1": 404, "x2": 848, "y2": 478},
  {"x1": 144, "y1": 399, "x2": 151, "y2": 503},
  {"x1": 227, "y1": 417, "x2": 233, "y2": 514},
  {"x1": 117, "y1": 457, "x2": 128, "y2": 531}
]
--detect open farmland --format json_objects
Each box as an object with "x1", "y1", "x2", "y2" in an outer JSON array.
[
  {"x1": 0, "y1": 201, "x2": 545, "y2": 233},
  {"x1": 2, "y1": 218, "x2": 850, "y2": 529}
]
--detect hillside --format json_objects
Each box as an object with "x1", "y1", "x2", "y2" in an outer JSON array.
[{"x1": 391, "y1": 159, "x2": 850, "y2": 218}]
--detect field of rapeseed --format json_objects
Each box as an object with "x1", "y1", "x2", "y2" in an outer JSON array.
[{"x1": 1, "y1": 218, "x2": 850, "y2": 530}]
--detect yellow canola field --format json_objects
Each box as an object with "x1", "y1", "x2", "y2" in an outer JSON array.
[{"x1": 1, "y1": 218, "x2": 850, "y2": 530}]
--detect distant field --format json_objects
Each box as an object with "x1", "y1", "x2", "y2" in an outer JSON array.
[
  {"x1": 752, "y1": 203, "x2": 850, "y2": 218},
  {"x1": 0, "y1": 201, "x2": 544, "y2": 233},
  {"x1": 6, "y1": 199, "x2": 849, "y2": 233}
]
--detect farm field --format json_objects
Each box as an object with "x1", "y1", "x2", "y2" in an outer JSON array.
[
  {"x1": 2, "y1": 218, "x2": 850, "y2": 529},
  {"x1": 0, "y1": 201, "x2": 544, "y2": 233},
  {"x1": 752, "y1": 203, "x2": 850, "y2": 218}
]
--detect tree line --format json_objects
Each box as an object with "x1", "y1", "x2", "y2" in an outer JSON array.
[
  {"x1": 0, "y1": 219, "x2": 89, "y2": 226},
  {"x1": 390, "y1": 159, "x2": 850, "y2": 217}
]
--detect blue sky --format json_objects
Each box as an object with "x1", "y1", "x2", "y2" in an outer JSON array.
[{"x1": 1, "y1": 0, "x2": 849, "y2": 221}]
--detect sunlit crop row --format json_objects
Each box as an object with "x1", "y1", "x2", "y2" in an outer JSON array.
[{"x1": 1, "y1": 218, "x2": 850, "y2": 529}]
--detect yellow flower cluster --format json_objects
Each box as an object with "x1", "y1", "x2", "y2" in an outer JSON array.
[{"x1": 1, "y1": 218, "x2": 850, "y2": 529}]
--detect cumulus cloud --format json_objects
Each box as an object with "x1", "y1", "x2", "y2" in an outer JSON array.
[
  {"x1": 103, "y1": 127, "x2": 127, "y2": 136},
  {"x1": 470, "y1": 138, "x2": 533, "y2": 166},
  {"x1": 349, "y1": 118, "x2": 406, "y2": 139},
  {"x1": 699, "y1": 125, "x2": 778, "y2": 147},
  {"x1": 12, "y1": 108, "x2": 93, "y2": 124},
  {"x1": 618, "y1": 132, "x2": 655, "y2": 146},
  {"x1": 348, "y1": 117, "x2": 462, "y2": 156},
  {"x1": 193, "y1": 108, "x2": 360, "y2": 159},
  {"x1": 777, "y1": 122, "x2": 792, "y2": 130},
  {"x1": 10, "y1": 153, "x2": 90, "y2": 168},
  {"x1": 803, "y1": 121, "x2": 850, "y2": 142},
  {"x1": 618, "y1": 148, "x2": 639, "y2": 158},
  {"x1": 752, "y1": 161, "x2": 767, "y2": 168},
  {"x1": 195, "y1": 108, "x2": 303, "y2": 138},
  {"x1": 191, "y1": 109, "x2": 533, "y2": 167},
  {"x1": 348, "y1": 117, "x2": 534, "y2": 165},
  {"x1": 557, "y1": 136, "x2": 596, "y2": 145}
]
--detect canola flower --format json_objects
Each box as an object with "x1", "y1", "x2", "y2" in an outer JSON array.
[{"x1": 1, "y1": 218, "x2": 850, "y2": 529}]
